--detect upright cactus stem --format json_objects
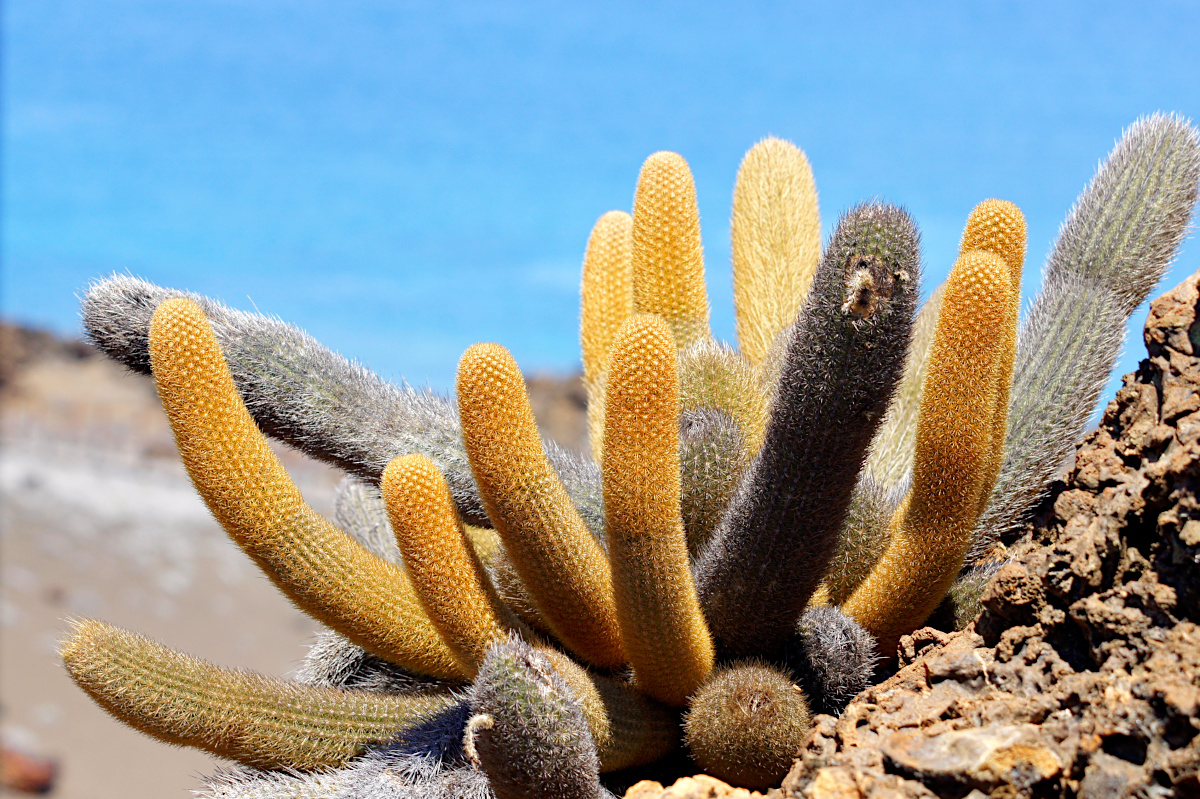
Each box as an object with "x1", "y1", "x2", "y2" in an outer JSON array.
[
  {"x1": 696, "y1": 203, "x2": 920, "y2": 659},
  {"x1": 457, "y1": 343, "x2": 625, "y2": 669},
  {"x1": 468, "y1": 636, "x2": 603, "y2": 799},
  {"x1": 731, "y1": 136, "x2": 822, "y2": 367},
  {"x1": 581, "y1": 209, "x2": 635, "y2": 461},
  {"x1": 960, "y1": 199, "x2": 1027, "y2": 516},
  {"x1": 843, "y1": 250, "x2": 1013, "y2": 657},
  {"x1": 973, "y1": 113, "x2": 1200, "y2": 558},
  {"x1": 382, "y1": 454, "x2": 516, "y2": 677},
  {"x1": 603, "y1": 315, "x2": 714, "y2": 707},
  {"x1": 632, "y1": 151, "x2": 712, "y2": 349}
]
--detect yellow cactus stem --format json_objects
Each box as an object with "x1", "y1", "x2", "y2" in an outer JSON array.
[
  {"x1": 580, "y1": 209, "x2": 635, "y2": 460},
  {"x1": 731, "y1": 137, "x2": 822, "y2": 367},
  {"x1": 603, "y1": 315, "x2": 715, "y2": 706},
  {"x1": 679, "y1": 338, "x2": 769, "y2": 455},
  {"x1": 456, "y1": 343, "x2": 625, "y2": 668},
  {"x1": 960, "y1": 198, "x2": 1028, "y2": 514},
  {"x1": 382, "y1": 454, "x2": 520, "y2": 677},
  {"x1": 61, "y1": 619, "x2": 457, "y2": 770},
  {"x1": 148, "y1": 299, "x2": 462, "y2": 679},
  {"x1": 540, "y1": 648, "x2": 681, "y2": 773},
  {"x1": 632, "y1": 151, "x2": 711, "y2": 349},
  {"x1": 841, "y1": 251, "x2": 1013, "y2": 657}
]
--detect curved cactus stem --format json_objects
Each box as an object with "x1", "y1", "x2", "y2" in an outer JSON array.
[
  {"x1": 148, "y1": 298, "x2": 462, "y2": 679},
  {"x1": 843, "y1": 251, "x2": 1012, "y2": 657},
  {"x1": 457, "y1": 343, "x2": 625, "y2": 669},
  {"x1": 696, "y1": 203, "x2": 920, "y2": 659},
  {"x1": 81, "y1": 275, "x2": 606, "y2": 534},
  {"x1": 61, "y1": 619, "x2": 458, "y2": 770},
  {"x1": 383, "y1": 454, "x2": 520, "y2": 677},
  {"x1": 581, "y1": 209, "x2": 635, "y2": 461},
  {"x1": 632, "y1": 151, "x2": 711, "y2": 349},
  {"x1": 603, "y1": 315, "x2": 714, "y2": 706},
  {"x1": 731, "y1": 136, "x2": 822, "y2": 367}
]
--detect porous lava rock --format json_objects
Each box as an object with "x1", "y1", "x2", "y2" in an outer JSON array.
[{"x1": 781, "y1": 270, "x2": 1200, "y2": 798}]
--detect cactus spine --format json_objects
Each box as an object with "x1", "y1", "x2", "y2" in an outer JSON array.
[{"x1": 149, "y1": 298, "x2": 462, "y2": 679}]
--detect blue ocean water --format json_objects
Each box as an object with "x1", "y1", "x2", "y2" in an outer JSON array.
[{"x1": 4, "y1": 1, "x2": 1200, "y2": 392}]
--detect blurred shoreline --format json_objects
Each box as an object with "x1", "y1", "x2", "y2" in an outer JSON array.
[{"x1": 0, "y1": 320, "x2": 586, "y2": 798}]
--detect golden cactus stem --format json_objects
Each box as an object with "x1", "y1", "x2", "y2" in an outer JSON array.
[
  {"x1": 382, "y1": 454, "x2": 522, "y2": 678},
  {"x1": 581, "y1": 209, "x2": 635, "y2": 461},
  {"x1": 679, "y1": 338, "x2": 769, "y2": 454},
  {"x1": 456, "y1": 343, "x2": 625, "y2": 668},
  {"x1": 632, "y1": 151, "x2": 711, "y2": 349},
  {"x1": 148, "y1": 298, "x2": 462, "y2": 680},
  {"x1": 61, "y1": 619, "x2": 457, "y2": 770},
  {"x1": 731, "y1": 136, "x2": 822, "y2": 367},
  {"x1": 603, "y1": 315, "x2": 715, "y2": 706},
  {"x1": 841, "y1": 251, "x2": 1012, "y2": 657},
  {"x1": 540, "y1": 649, "x2": 680, "y2": 773},
  {"x1": 960, "y1": 198, "x2": 1027, "y2": 515}
]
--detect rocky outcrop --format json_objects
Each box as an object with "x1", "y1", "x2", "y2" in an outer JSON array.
[{"x1": 783, "y1": 271, "x2": 1200, "y2": 798}]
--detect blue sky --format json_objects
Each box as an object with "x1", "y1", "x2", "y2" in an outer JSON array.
[{"x1": 5, "y1": 1, "x2": 1200, "y2": 392}]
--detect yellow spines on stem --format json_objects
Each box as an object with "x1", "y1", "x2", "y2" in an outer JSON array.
[
  {"x1": 603, "y1": 315, "x2": 714, "y2": 706},
  {"x1": 61, "y1": 619, "x2": 456, "y2": 769},
  {"x1": 632, "y1": 151, "x2": 711, "y2": 349},
  {"x1": 148, "y1": 299, "x2": 462, "y2": 679},
  {"x1": 382, "y1": 454, "x2": 517, "y2": 677},
  {"x1": 960, "y1": 199, "x2": 1027, "y2": 513},
  {"x1": 581, "y1": 210, "x2": 635, "y2": 461},
  {"x1": 457, "y1": 343, "x2": 625, "y2": 668},
  {"x1": 731, "y1": 137, "x2": 822, "y2": 367},
  {"x1": 679, "y1": 338, "x2": 768, "y2": 455},
  {"x1": 841, "y1": 251, "x2": 1012, "y2": 657}
]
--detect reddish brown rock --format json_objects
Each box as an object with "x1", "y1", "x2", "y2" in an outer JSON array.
[{"x1": 782, "y1": 271, "x2": 1200, "y2": 797}]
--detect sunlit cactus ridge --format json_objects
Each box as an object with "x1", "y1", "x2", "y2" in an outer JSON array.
[{"x1": 63, "y1": 112, "x2": 1199, "y2": 795}]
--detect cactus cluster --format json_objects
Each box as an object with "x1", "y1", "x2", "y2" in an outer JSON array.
[{"x1": 61, "y1": 114, "x2": 1198, "y2": 796}]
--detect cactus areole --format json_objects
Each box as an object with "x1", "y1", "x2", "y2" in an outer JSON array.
[{"x1": 64, "y1": 115, "x2": 1200, "y2": 796}]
